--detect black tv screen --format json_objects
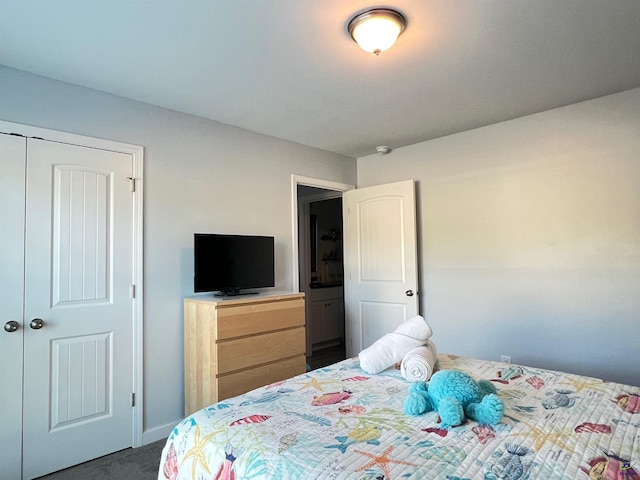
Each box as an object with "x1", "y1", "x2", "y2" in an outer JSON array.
[{"x1": 194, "y1": 234, "x2": 275, "y2": 295}]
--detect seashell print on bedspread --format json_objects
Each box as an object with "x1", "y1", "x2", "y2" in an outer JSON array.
[{"x1": 159, "y1": 354, "x2": 640, "y2": 480}]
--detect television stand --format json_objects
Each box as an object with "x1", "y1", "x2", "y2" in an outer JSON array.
[{"x1": 183, "y1": 292, "x2": 306, "y2": 415}]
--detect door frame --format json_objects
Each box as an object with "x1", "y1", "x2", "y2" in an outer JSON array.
[
  {"x1": 0, "y1": 120, "x2": 145, "y2": 448},
  {"x1": 290, "y1": 175, "x2": 354, "y2": 293}
]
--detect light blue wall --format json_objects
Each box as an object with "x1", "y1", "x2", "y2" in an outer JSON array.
[
  {"x1": 0, "y1": 65, "x2": 356, "y2": 440},
  {"x1": 358, "y1": 88, "x2": 640, "y2": 387}
]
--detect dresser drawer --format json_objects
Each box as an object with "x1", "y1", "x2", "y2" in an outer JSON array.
[
  {"x1": 217, "y1": 355, "x2": 306, "y2": 401},
  {"x1": 217, "y1": 297, "x2": 304, "y2": 339},
  {"x1": 217, "y1": 327, "x2": 305, "y2": 374}
]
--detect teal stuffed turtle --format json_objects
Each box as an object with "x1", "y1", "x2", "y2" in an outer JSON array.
[{"x1": 404, "y1": 369, "x2": 504, "y2": 427}]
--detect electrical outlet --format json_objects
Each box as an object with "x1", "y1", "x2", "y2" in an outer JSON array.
[{"x1": 500, "y1": 355, "x2": 511, "y2": 364}]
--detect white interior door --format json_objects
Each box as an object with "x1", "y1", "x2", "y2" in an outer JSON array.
[
  {"x1": 343, "y1": 180, "x2": 419, "y2": 357},
  {"x1": 22, "y1": 139, "x2": 135, "y2": 479},
  {"x1": 0, "y1": 133, "x2": 27, "y2": 479}
]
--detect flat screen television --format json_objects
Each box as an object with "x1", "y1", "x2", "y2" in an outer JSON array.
[{"x1": 194, "y1": 233, "x2": 275, "y2": 296}]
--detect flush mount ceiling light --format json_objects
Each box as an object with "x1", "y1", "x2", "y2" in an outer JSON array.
[{"x1": 348, "y1": 8, "x2": 406, "y2": 55}]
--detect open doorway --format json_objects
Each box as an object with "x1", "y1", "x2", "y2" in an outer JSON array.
[{"x1": 291, "y1": 176, "x2": 353, "y2": 370}]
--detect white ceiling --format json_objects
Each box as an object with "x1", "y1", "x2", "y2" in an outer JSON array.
[{"x1": 2, "y1": 0, "x2": 640, "y2": 158}]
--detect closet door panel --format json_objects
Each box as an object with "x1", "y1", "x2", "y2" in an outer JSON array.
[
  {"x1": 22, "y1": 139, "x2": 134, "y2": 479},
  {"x1": 52, "y1": 166, "x2": 110, "y2": 305},
  {"x1": 0, "y1": 133, "x2": 26, "y2": 480}
]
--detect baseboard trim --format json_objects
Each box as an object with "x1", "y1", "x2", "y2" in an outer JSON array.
[{"x1": 141, "y1": 421, "x2": 179, "y2": 446}]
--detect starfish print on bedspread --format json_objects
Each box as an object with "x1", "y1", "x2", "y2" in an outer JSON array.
[
  {"x1": 508, "y1": 421, "x2": 574, "y2": 453},
  {"x1": 295, "y1": 376, "x2": 338, "y2": 392},
  {"x1": 180, "y1": 424, "x2": 223, "y2": 478},
  {"x1": 354, "y1": 445, "x2": 417, "y2": 479},
  {"x1": 557, "y1": 376, "x2": 606, "y2": 394}
]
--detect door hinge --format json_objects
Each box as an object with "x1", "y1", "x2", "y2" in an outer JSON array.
[
  {"x1": 132, "y1": 393, "x2": 136, "y2": 407},
  {"x1": 130, "y1": 284, "x2": 136, "y2": 298},
  {"x1": 127, "y1": 176, "x2": 136, "y2": 192}
]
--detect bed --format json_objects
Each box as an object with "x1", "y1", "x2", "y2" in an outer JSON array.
[{"x1": 159, "y1": 354, "x2": 640, "y2": 479}]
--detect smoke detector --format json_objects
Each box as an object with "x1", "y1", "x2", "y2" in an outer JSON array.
[{"x1": 376, "y1": 146, "x2": 390, "y2": 155}]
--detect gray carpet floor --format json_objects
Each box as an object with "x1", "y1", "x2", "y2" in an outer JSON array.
[{"x1": 37, "y1": 439, "x2": 166, "y2": 480}]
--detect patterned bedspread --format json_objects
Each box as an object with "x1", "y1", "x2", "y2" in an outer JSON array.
[{"x1": 159, "y1": 354, "x2": 640, "y2": 479}]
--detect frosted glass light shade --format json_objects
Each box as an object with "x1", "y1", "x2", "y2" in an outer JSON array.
[{"x1": 348, "y1": 9, "x2": 406, "y2": 55}]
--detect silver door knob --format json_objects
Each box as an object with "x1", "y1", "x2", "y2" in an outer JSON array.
[
  {"x1": 4, "y1": 321, "x2": 19, "y2": 333},
  {"x1": 405, "y1": 289, "x2": 414, "y2": 297},
  {"x1": 30, "y1": 318, "x2": 44, "y2": 330}
]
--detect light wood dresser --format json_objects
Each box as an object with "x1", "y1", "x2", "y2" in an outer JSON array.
[{"x1": 184, "y1": 292, "x2": 306, "y2": 415}]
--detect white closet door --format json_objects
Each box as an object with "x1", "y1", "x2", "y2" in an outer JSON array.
[
  {"x1": 0, "y1": 133, "x2": 27, "y2": 480},
  {"x1": 22, "y1": 139, "x2": 134, "y2": 479}
]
